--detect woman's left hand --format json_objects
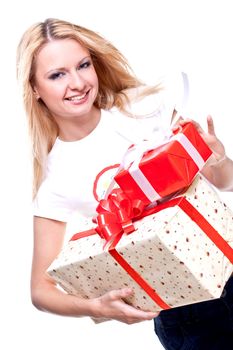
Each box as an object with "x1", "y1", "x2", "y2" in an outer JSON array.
[{"x1": 172, "y1": 115, "x2": 226, "y2": 164}]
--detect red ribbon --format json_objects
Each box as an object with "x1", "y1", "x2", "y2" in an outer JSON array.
[
  {"x1": 94, "y1": 188, "x2": 145, "y2": 249},
  {"x1": 70, "y1": 193, "x2": 233, "y2": 310},
  {"x1": 138, "y1": 196, "x2": 233, "y2": 264}
]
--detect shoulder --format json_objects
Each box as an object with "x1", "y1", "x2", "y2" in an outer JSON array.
[{"x1": 33, "y1": 178, "x2": 73, "y2": 222}]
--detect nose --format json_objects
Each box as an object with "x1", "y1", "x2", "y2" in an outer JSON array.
[{"x1": 68, "y1": 71, "x2": 86, "y2": 91}]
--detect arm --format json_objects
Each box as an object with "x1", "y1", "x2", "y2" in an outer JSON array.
[
  {"x1": 31, "y1": 216, "x2": 158, "y2": 323},
  {"x1": 173, "y1": 116, "x2": 233, "y2": 192}
]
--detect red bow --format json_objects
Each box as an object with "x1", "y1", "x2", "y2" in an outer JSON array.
[{"x1": 94, "y1": 188, "x2": 145, "y2": 249}]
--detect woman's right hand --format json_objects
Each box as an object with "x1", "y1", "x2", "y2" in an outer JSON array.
[{"x1": 91, "y1": 288, "x2": 159, "y2": 324}]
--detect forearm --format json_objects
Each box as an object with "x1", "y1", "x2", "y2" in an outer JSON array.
[
  {"x1": 202, "y1": 155, "x2": 233, "y2": 191},
  {"x1": 31, "y1": 277, "x2": 158, "y2": 324},
  {"x1": 31, "y1": 277, "x2": 99, "y2": 318}
]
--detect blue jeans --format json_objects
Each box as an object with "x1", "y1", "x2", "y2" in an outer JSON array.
[{"x1": 154, "y1": 276, "x2": 233, "y2": 350}]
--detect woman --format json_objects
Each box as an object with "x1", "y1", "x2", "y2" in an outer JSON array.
[{"x1": 17, "y1": 18, "x2": 233, "y2": 349}]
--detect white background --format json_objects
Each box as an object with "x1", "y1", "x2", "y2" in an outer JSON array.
[{"x1": 1, "y1": 0, "x2": 233, "y2": 349}]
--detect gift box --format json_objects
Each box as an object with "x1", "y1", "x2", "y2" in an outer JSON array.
[
  {"x1": 114, "y1": 122, "x2": 212, "y2": 206},
  {"x1": 47, "y1": 175, "x2": 233, "y2": 314}
]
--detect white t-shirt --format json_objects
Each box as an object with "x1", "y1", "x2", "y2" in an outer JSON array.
[{"x1": 33, "y1": 73, "x2": 188, "y2": 223}]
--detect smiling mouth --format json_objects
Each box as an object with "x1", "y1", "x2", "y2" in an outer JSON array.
[{"x1": 66, "y1": 91, "x2": 88, "y2": 101}]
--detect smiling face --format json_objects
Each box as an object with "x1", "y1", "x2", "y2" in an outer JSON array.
[{"x1": 33, "y1": 39, "x2": 99, "y2": 125}]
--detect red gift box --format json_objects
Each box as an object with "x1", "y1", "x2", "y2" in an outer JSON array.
[{"x1": 114, "y1": 122, "x2": 212, "y2": 206}]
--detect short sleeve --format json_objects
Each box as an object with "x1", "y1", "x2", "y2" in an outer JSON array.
[{"x1": 33, "y1": 179, "x2": 73, "y2": 222}]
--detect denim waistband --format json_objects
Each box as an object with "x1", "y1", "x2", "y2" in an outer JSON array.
[{"x1": 158, "y1": 276, "x2": 233, "y2": 327}]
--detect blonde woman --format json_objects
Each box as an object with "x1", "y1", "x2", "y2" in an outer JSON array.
[{"x1": 17, "y1": 18, "x2": 233, "y2": 350}]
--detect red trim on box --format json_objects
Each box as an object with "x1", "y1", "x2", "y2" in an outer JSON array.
[
  {"x1": 93, "y1": 164, "x2": 120, "y2": 201},
  {"x1": 138, "y1": 196, "x2": 233, "y2": 264},
  {"x1": 70, "y1": 221, "x2": 171, "y2": 309},
  {"x1": 179, "y1": 198, "x2": 233, "y2": 264},
  {"x1": 109, "y1": 248, "x2": 171, "y2": 310}
]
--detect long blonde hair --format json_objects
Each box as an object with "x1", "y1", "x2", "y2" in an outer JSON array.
[{"x1": 16, "y1": 18, "x2": 161, "y2": 197}]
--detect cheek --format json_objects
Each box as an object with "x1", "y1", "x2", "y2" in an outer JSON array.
[
  {"x1": 94, "y1": 76, "x2": 99, "y2": 91},
  {"x1": 93, "y1": 79, "x2": 99, "y2": 101},
  {"x1": 92, "y1": 73, "x2": 99, "y2": 93},
  {"x1": 90, "y1": 68, "x2": 99, "y2": 87},
  {"x1": 39, "y1": 84, "x2": 64, "y2": 102}
]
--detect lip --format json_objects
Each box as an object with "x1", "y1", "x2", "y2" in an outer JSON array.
[{"x1": 65, "y1": 90, "x2": 89, "y2": 105}]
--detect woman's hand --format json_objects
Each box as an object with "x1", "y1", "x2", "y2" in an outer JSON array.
[
  {"x1": 172, "y1": 115, "x2": 226, "y2": 164},
  {"x1": 172, "y1": 115, "x2": 233, "y2": 191},
  {"x1": 91, "y1": 288, "x2": 159, "y2": 324}
]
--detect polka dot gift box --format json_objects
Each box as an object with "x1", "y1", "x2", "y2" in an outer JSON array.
[{"x1": 47, "y1": 175, "x2": 233, "y2": 315}]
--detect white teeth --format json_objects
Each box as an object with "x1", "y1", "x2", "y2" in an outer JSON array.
[{"x1": 68, "y1": 93, "x2": 86, "y2": 101}]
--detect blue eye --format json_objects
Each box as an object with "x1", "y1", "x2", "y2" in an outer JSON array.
[
  {"x1": 78, "y1": 61, "x2": 91, "y2": 70},
  {"x1": 49, "y1": 72, "x2": 65, "y2": 80}
]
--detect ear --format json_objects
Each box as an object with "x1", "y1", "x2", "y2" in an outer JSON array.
[{"x1": 32, "y1": 86, "x2": 40, "y2": 100}]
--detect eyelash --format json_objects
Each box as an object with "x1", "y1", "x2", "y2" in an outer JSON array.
[
  {"x1": 79, "y1": 60, "x2": 91, "y2": 70},
  {"x1": 49, "y1": 60, "x2": 92, "y2": 80},
  {"x1": 49, "y1": 72, "x2": 64, "y2": 80}
]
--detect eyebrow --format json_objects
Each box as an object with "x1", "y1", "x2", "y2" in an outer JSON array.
[{"x1": 46, "y1": 55, "x2": 91, "y2": 76}]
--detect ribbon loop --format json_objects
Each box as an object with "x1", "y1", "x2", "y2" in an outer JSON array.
[{"x1": 95, "y1": 188, "x2": 145, "y2": 247}]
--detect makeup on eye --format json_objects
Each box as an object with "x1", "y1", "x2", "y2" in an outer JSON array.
[
  {"x1": 49, "y1": 72, "x2": 65, "y2": 80},
  {"x1": 78, "y1": 60, "x2": 91, "y2": 70},
  {"x1": 47, "y1": 55, "x2": 92, "y2": 80}
]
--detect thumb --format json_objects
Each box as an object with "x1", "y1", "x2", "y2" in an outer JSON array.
[
  {"x1": 207, "y1": 115, "x2": 216, "y2": 136},
  {"x1": 114, "y1": 288, "x2": 134, "y2": 300}
]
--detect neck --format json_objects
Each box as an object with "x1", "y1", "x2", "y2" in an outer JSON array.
[{"x1": 56, "y1": 107, "x2": 101, "y2": 141}]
